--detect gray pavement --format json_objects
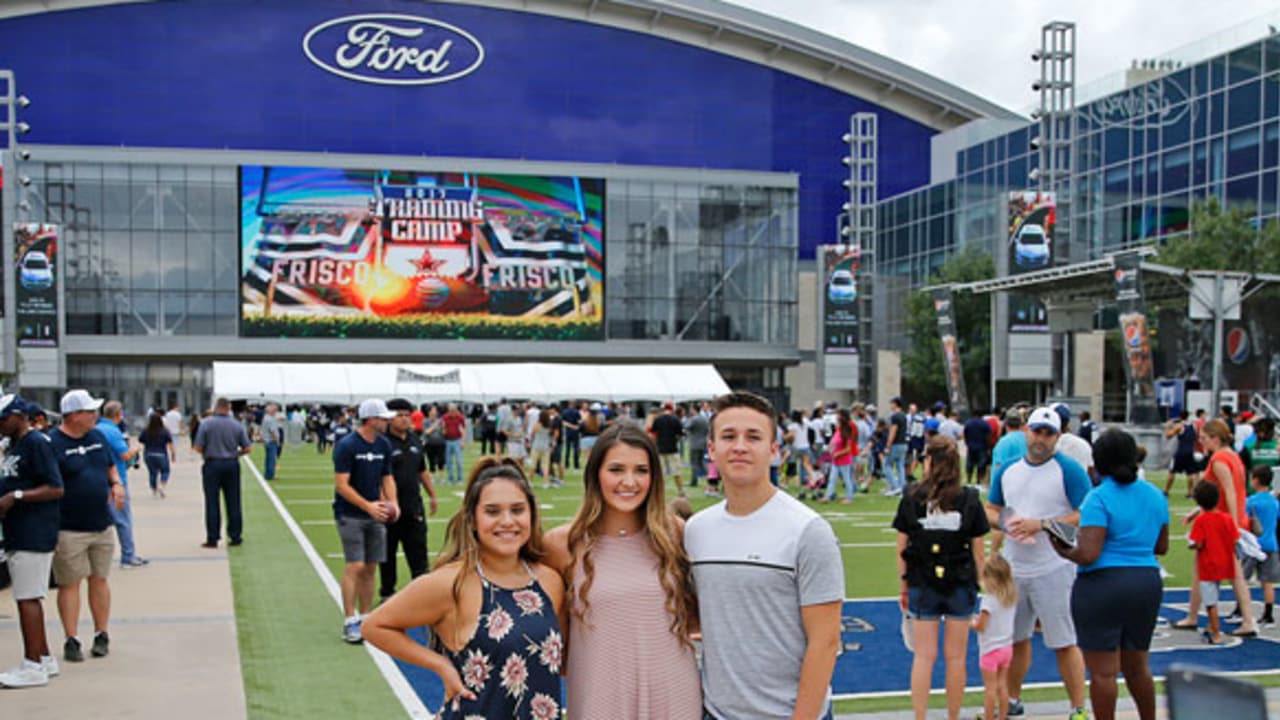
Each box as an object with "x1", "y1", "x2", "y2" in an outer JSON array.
[{"x1": 0, "y1": 450, "x2": 246, "y2": 718}]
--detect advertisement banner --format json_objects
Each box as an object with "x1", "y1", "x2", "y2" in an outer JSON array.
[
  {"x1": 821, "y1": 245, "x2": 860, "y2": 355},
  {"x1": 240, "y1": 165, "x2": 604, "y2": 340},
  {"x1": 14, "y1": 223, "x2": 58, "y2": 347},
  {"x1": 1114, "y1": 252, "x2": 1159, "y2": 423},
  {"x1": 1007, "y1": 191, "x2": 1054, "y2": 332},
  {"x1": 932, "y1": 287, "x2": 969, "y2": 415}
]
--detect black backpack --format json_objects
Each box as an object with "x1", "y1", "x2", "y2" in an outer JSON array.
[{"x1": 899, "y1": 487, "x2": 979, "y2": 592}]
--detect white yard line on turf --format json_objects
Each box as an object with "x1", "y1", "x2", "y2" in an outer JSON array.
[
  {"x1": 839, "y1": 542, "x2": 896, "y2": 548},
  {"x1": 243, "y1": 457, "x2": 431, "y2": 720}
]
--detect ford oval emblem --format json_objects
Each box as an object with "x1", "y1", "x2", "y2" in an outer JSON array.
[{"x1": 302, "y1": 14, "x2": 485, "y2": 86}]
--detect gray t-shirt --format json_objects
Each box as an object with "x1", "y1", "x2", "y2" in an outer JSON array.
[
  {"x1": 684, "y1": 490, "x2": 845, "y2": 719},
  {"x1": 684, "y1": 413, "x2": 710, "y2": 450},
  {"x1": 978, "y1": 593, "x2": 1016, "y2": 657},
  {"x1": 195, "y1": 414, "x2": 251, "y2": 460},
  {"x1": 261, "y1": 413, "x2": 283, "y2": 444}
]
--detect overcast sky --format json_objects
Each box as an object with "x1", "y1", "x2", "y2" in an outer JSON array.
[{"x1": 723, "y1": 1, "x2": 1280, "y2": 113}]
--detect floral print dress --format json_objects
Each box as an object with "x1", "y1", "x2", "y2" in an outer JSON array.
[{"x1": 439, "y1": 562, "x2": 563, "y2": 720}]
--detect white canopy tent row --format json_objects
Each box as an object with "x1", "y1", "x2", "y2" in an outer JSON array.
[{"x1": 211, "y1": 361, "x2": 733, "y2": 406}]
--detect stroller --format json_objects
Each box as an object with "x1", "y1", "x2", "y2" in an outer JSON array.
[{"x1": 797, "y1": 449, "x2": 832, "y2": 500}]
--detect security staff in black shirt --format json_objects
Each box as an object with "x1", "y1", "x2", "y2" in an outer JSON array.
[{"x1": 378, "y1": 398, "x2": 437, "y2": 601}]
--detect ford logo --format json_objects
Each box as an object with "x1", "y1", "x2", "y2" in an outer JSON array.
[{"x1": 302, "y1": 14, "x2": 484, "y2": 86}]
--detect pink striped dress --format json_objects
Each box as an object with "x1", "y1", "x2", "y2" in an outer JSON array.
[{"x1": 565, "y1": 530, "x2": 702, "y2": 720}]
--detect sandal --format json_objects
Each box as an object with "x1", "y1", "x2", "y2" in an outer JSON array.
[
  {"x1": 1230, "y1": 628, "x2": 1258, "y2": 638},
  {"x1": 1172, "y1": 619, "x2": 1199, "y2": 630}
]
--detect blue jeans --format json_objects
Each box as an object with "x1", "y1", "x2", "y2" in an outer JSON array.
[
  {"x1": 824, "y1": 463, "x2": 855, "y2": 501},
  {"x1": 445, "y1": 439, "x2": 464, "y2": 485},
  {"x1": 264, "y1": 441, "x2": 280, "y2": 480},
  {"x1": 885, "y1": 443, "x2": 908, "y2": 492},
  {"x1": 109, "y1": 484, "x2": 137, "y2": 563},
  {"x1": 145, "y1": 452, "x2": 171, "y2": 490}
]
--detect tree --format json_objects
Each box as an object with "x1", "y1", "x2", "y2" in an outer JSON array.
[
  {"x1": 1156, "y1": 197, "x2": 1280, "y2": 273},
  {"x1": 902, "y1": 246, "x2": 994, "y2": 409}
]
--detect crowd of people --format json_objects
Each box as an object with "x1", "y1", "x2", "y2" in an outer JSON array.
[{"x1": 2, "y1": 385, "x2": 1278, "y2": 720}]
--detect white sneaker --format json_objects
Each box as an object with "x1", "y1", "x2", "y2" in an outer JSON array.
[
  {"x1": 40, "y1": 656, "x2": 58, "y2": 677},
  {"x1": 342, "y1": 618, "x2": 363, "y2": 644},
  {"x1": 0, "y1": 659, "x2": 49, "y2": 688}
]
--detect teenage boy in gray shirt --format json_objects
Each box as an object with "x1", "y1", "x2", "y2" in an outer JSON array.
[{"x1": 684, "y1": 392, "x2": 844, "y2": 720}]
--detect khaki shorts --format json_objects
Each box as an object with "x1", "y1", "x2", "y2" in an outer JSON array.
[
  {"x1": 8, "y1": 551, "x2": 55, "y2": 601},
  {"x1": 53, "y1": 529, "x2": 116, "y2": 585}
]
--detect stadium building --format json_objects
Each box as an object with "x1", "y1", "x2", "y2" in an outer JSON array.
[
  {"x1": 0, "y1": 0, "x2": 1017, "y2": 412},
  {"x1": 872, "y1": 18, "x2": 1280, "y2": 419}
]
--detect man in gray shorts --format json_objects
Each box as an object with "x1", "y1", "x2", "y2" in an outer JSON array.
[
  {"x1": 0, "y1": 395, "x2": 65, "y2": 687},
  {"x1": 332, "y1": 399, "x2": 398, "y2": 643},
  {"x1": 985, "y1": 407, "x2": 1092, "y2": 719}
]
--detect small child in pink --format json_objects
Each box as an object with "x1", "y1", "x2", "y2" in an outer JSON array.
[{"x1": 972, "y1": 556, "x2": 1018, "y2": 720}]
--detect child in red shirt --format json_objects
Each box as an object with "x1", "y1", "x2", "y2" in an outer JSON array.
[{"x1": 1189, "y1": 481, "x2": 1240, "y2": 644}]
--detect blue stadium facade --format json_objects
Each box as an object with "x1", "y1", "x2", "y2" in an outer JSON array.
[{"x1": 0, "y1": 0, "x2": 1015, "y2": 411}]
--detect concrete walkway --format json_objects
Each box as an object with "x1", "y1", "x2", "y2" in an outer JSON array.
[{"x1": 0, "y1": 449, "x2": 246, "y2": 718}]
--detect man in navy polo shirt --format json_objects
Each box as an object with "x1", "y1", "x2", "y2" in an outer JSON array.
[
  {"x1": 0, "y1": 394, "x2": 65, "y2": 688},
  {"x1": 49, "y1": 389, "x2": 125, "y2": 664},
  {"x1": 333, "y1": 398, "x2": 398, "y2": 643}
]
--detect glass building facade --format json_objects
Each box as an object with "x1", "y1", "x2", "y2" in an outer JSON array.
[
  {"x1": 874, "y1": 34, "x2": 1280, "y2": 360},
  {"x1": 15, "y1": 152, "x2": 798, "y2": 411}
]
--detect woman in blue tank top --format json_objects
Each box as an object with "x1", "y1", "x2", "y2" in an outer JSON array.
[{"x1": 363, "y1": 458, "x2": 565, "y2": 718}]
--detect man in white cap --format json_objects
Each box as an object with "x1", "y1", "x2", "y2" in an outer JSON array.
[
  {"x1": 48, "y1": 389, "x2": 125, "y2": 663},
  {"x1": 984, "y1": 406, "x2": 1092, "y2": 720},
  {"x1": 0, "y1": 394, "x2": 65, "y2": 687},
  {"x1": 332, "y1": 398, "x2": 398, "y2": 643}
]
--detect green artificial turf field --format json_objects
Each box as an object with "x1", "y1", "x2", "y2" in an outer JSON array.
[{"x1": 227, "y1": 442, "x2": 1218, "y2": 717}]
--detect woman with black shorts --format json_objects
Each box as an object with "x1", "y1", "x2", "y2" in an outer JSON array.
[{"x1": 1051, "y1": 429, "x2": 1168, "y2": 720}]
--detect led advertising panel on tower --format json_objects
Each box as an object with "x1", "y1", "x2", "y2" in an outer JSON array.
[
  {"x1": 1007, "y1": 191, "x2": 1054, "y2": 332},
  {"x1": 240, "y1": 165, "x2": 604, "y2": 340}
]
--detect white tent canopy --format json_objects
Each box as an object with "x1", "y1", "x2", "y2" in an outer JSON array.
[{"x1": 211, "y1": 361, "x2": 731, "y2": 405}]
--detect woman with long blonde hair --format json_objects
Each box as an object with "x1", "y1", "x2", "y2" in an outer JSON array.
[
  {"x1": 544, "y1": 424, "x2": 701, "y2": 719},
  {"x1": 363, "y1": 458, "x2": 566, "y2": 719}
]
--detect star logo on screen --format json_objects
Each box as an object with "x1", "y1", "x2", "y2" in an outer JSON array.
[{"x1": 410, "y1": 250, "x2": 445, "y2": 274}]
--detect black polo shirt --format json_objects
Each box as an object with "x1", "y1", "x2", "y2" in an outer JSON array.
[{"x1": 387, "y1": 430, "x2": 427, "y2": 517}]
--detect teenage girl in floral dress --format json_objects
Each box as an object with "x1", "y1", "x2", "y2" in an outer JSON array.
[{"x1": 363, "y1": 458, "x2": 566, "y2": 719}]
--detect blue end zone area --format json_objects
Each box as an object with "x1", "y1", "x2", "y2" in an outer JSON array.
[
  {"x1": 391, "y1": 588, "x2": 1278, "y2": 710},
  {"x1": 831, "y1": 587, "x2": 1277, "y2": 697}
]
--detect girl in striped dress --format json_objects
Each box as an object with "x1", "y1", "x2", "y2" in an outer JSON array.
[{"x1": 544, "y1": 424, "x2": 702, "y2": 719}]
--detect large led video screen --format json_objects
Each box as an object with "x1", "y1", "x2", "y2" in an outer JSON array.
[
  {"x1": 1007, "y1": 190, "x2": 1054, "y2": 332},
  {"x1": 240, "y1": 165, "x2": 604, "y2": 340}
]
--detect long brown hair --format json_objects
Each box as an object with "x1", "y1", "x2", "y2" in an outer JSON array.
[
  {"x1": 434, "y1": 457, "x2": 545, "y2": 638},
  {"x1": 910, "y1": 434, "x2": 963, "y2": 511},
  {"x1": 565, "y1": 424, "x2": 697, "y2": 647}
]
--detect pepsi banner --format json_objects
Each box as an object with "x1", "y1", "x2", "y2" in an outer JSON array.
[
  {"x1": 1114, "y1": 252, "x2": 1158, "y2": 423},
  {"x1": 239, "y1": 165, "x2": 604, "y2": 340},
  {"x1": 14, "y1": 223, "x2": 58, "y2": 348},
  {"x1": 932, "y1": 287, "x2": 969, "y2": 416}
]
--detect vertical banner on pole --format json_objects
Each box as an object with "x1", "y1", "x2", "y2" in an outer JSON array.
[
  {"x1": 818, "y1": 244, "x2": 862, "y2": 390},
  {"x1": 932, "y1": 287, "x2": 969, "y2": 415},
  {"x1": 1114, "y1": 252, "x2": 1158, "y2": 423},
  {"x1": 14, "y1": 223, "x2": 58, "y2": 348}
]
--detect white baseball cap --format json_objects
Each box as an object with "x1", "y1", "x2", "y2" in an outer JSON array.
[
  {"x1": 61, "y1": 389, "x2": 104, "y2": 414},
  {"x1": 357, "y1": 398, "x2": 395, "y2": 420},
  {"x1": 1027, "y1": 406, "x2": 1062, "y2": 434}
]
